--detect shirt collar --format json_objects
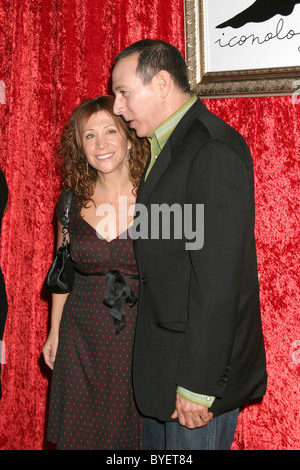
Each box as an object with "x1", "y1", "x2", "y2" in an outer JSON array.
[{"x1": 149, "y1": 94, "x2": 198, "y2": 155}]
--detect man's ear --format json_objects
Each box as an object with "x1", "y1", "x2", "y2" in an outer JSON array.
[{"x1": 155, "y1": 70, "x2": 172, "y2": 98}]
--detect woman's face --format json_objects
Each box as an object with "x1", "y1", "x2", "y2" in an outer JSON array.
[{"x1": 82, "y1": 110, "x2": 131, "y2": 176}]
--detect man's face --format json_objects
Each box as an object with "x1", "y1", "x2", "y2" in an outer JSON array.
[{"x1": 112, "y1": 54, "x2": 162, "y2": 138}]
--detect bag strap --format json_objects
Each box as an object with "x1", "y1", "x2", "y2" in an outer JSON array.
[
  {"x1": 62, "y1": 190, "x2": 73, "y2": 229},
  {"x1": 61, "y1": 191, "x2": 73, "y2": 246}
]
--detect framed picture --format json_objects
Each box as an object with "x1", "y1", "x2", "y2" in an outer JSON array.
[{"x1": 184, "y1": 0, "x2": 300, "y2": 97}]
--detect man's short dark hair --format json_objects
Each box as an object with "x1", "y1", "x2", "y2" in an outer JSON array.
[{"x1": 115, "y1": 39, "x2": 191, "y2": 93}]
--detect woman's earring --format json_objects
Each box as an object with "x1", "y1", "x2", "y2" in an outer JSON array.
[{"x1": 86, "y1": 160, "x2": 89, "y2": 174}]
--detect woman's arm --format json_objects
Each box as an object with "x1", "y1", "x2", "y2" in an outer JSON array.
[{"x1": 43, "y1": 221, "x2": 69, "y2": 369}]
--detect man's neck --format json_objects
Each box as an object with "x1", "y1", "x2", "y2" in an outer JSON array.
[{"x1": 162, "y1": 92, "x2": 192, "y2": 121}]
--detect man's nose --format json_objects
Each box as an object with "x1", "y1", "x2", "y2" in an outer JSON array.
[{"x1": 113, "y1": 95, "x2": 123, "y2": 116}]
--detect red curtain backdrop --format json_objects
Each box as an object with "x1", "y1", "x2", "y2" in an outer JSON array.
[{"x1": 0, "y1": 0, "x2": 299, "y2": 450}]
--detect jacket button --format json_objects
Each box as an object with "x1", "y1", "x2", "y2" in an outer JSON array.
[{"x1": 141, "y1": 276, "x2": 148, "y2": 284}]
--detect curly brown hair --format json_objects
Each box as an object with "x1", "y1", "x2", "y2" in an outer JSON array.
[{"x1": 59, "y1": 95, "x2": 150, "y2": 208}]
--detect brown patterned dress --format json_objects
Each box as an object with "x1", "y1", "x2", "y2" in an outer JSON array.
[{"x1": 47, "y1": 192, "x2": 141, "y2": 450}]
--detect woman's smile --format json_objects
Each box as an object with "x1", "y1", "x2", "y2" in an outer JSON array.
[{"x1": 95, "y1": 152, "x2": 114, "y2": 160}]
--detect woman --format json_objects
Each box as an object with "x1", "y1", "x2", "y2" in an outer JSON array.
[{"x1": 43, "y1": 95, "x2": 149, "y2": 450}]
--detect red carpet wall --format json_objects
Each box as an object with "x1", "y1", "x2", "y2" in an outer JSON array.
[{"x1": 0, "y1": 0, "x2": 299, "y2": 450}]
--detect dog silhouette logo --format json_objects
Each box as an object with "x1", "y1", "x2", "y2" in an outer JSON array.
[{"x1": 216, "y1": 0, "x2": 300, "y2": 29}]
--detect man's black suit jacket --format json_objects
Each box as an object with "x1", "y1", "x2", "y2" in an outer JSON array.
[{"x1": 132, "y1": 98, "x2": 267, "y2": 421}]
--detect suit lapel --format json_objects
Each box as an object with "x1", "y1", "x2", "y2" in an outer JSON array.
[{"x1": 136, "y1": 99, "x2": 207, "y2": 207}]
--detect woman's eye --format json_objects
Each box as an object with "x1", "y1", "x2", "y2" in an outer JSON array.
[
  {"x1": 107, "y1": 129, "x2": 116, "y2": 135},
  {"x1": 85, "y1": 133, "x2": 94, "y2": 139}
]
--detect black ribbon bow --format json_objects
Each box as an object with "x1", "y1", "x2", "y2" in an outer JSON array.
[{"x1": 103, "y1": 270, "x2": 138, "y2": 335}]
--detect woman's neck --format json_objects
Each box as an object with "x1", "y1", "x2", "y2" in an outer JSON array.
[{"x1": 96, "y1": 172, "x2": 133, "y2": 196}]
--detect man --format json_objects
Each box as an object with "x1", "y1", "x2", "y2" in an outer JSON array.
[{"x1": 112, "y1": 39, "x2": 267, "y2": 450}]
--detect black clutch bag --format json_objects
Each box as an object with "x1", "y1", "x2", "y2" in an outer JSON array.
[{"x1": 45, "y1": 191, "x2": 74, "y2": 293}]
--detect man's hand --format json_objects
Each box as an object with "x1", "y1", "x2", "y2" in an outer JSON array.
[{"x1": 171, "y1": 393, "x2": 213, "y2": 429}]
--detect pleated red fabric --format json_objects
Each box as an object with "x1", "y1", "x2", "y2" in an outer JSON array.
[{"x1": 0, "y1": 0, "x2": 299, "y2": 450}]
